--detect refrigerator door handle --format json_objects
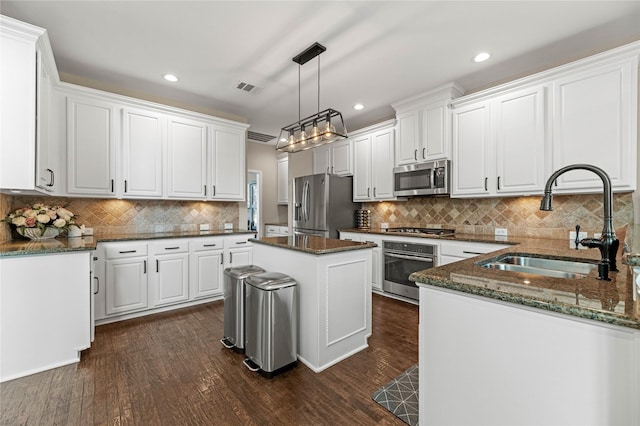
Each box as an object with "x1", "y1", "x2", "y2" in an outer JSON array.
[{"x1": 303, "y1": 180, "x2": 310, "y2": 223}]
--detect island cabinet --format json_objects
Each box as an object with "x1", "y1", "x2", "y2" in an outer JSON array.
[
  {"x1": 252, "y1": 238, "x2": 373, "y2": 372},
  {"x1": 353, "y1": 121, "x2": 396, "y2": 202},
  {"x1": 1, "y1": 251, "x2": 91, "y2": 383},
  {"x1": 0, "y1": 16, "x2": 60, "y2": 194},
  {"x1": 419, "y1": 286, "x2": 640, "y2": 425}
]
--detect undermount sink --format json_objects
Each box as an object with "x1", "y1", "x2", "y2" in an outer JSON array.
[{"x1": 477, "y1": 254, "x2": 598, "y2": 279}]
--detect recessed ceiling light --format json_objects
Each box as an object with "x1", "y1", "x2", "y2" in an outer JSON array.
[
  {"x1": 163, "y1": 74, "x2": 179, "y2": 82},
  {"x1": 353, "y1": 103, "x2": 364, "y2": 110},
  {"x1": 473, "y1": 52, "x2": 491, "y2": 63}
]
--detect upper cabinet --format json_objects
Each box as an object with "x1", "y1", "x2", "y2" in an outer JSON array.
[
  {"x1": 551, "y1": 58, "x2": 637, "y2": 193},
  {"x1": 0, "y1": 16, "x2": 60, "y2": 194},
  {"x1": 353, "y1": 121, "x2": 396, "y2": 202},
  {"x1": 393, "y1": 83, "x2": 463, "y2": 166},
  {"x1": 450, "y1": 42, "x2": 638, "y2": 197},
  {"x1": 452, "y1": 86, "x2": 547, "y2": 197},
  {"x1": 312, "y1": 138, "x2": 353, "y2": 176},
  {"x1": 66, "y1": 94, "x2": 117, "y2": 197},
  {"x1": 59, "y1": 83, "x2": 249, "y2": 201}
]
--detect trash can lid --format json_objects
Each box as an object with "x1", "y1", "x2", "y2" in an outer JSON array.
[
  {"x1": 246, "y1": 271, "x2": 296, "y2": 291},
  {"x1": 223, "y1": 265, "x2": 265, "y2": 279}
]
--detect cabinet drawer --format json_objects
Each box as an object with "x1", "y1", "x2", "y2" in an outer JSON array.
[
  {"x1": 149, "y1": 239, "x2": 189, "y2": 255},
  {"x1": 266, "y1": 225, "x2": 278, "y2": 234},
  {"x1": 440, "y1": 241, "x2": 508, "y2": 258},
  {"x1": 279, "y1": 226, "x2": 289, "y2": 235},
  {"x1": 189, "y1": 237, "x2": 224, "y2": 252},
  {"x1": 104, "y1": 242, "x2": 148, "y2": 259},
  {"x1": 224, "y1": 234, "x2": 255, "y2": 249}
]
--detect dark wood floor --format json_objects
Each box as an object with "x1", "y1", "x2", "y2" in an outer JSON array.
[{"x1": 0, "y1": 294, "x2": 418, "y2": 425}]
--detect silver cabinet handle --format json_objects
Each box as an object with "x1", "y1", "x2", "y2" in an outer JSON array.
[
  {"x1": 373, "y1": 187, "x2": 377, "y2": 197},
  {"x1": 367, "y1": 187, "x2": 370, "y2": 197},
  {"x1": 143, "y1": 260, "x2": 147, "y2": 274},
  {"x1": 164, "y1": 246, "x2": 180, "y2": 250},
  {"x1": 119, "y1": 250, "x2": 137, "y2": 254},
  {"x1": 484, "y1": 177, "x2": 488, "y2": 191},
  {"x1": 463, "y1": 250, "x2": 484, "y2": 255},
  {"x1": 124, "y1": 180, "x2": 128, "y2": 193},
  {"x1": 497, "y1": 176, "x2": 501, "y2": 190},
  {"x1": 230, "y1": 252, "x2": 233, "y2": 263},
  {"x1": 46, "y1": 168, "x2": 54, "y2": 187},
  {"x1": 422, "y1": 147, "x2": 426, "y2": 159},
  {"x1": 235, "y1": 241, "x2": 247, "y2": 245},
  {"x1": 203, "y1": 243, "x2": 217, "y2": 247},
  {"x1": 111, "y1": 179, "x2": 115, "y2": 193},
  {"x1": 221, "y1": 253, "x2": 224, "y2": 264},
  {"x1": 93, "y1": 276, "x2": 100, "y2": 295},
  {"x1": 156, "y1": 259, "x2": 159, "y2": 273},
  {"x1": 414, "y1": 149, "x2": 417, "y2": 161},
  {"x1": 212, "y1": 185, "x2": 216, "y2": 196},
  {"x1": 204, "y1": 185, "x2": 207, "y2": 196}
]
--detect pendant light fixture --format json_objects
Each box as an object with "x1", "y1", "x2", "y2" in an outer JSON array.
[{"x1": 276, "y1": 42, "x2": 348, "y2": 153}]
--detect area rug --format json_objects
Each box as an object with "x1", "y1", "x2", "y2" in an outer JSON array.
[{"x1": 371, "y1": 364, "x2": 419, "y2": 425}]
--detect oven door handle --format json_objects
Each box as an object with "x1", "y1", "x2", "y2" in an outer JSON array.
[{"x1": 385, "y1": 252, "x2": 434, "y2": 263}]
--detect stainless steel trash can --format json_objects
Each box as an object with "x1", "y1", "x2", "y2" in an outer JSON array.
[
  {"x1": 243, "y1": 272, "x2": 297, "y2": 378},
  {"x1": 221, "y1": 265, "x2": 265, "y2": 353}
]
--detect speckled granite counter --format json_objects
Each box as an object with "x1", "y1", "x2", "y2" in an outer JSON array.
[
  {"x1": 0, "y1": 229, "x2": 255, "y2": 257},
  {"x1": 410, "y1": 235, "x2": 639, "y2": 330},
  {"x1": 252, "y1": 235, "x2": 375, "y2": 255}
]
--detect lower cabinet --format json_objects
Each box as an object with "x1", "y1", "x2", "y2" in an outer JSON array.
[
  {"x1": 439, "y1": 240, "x2": 510, "y2": 266},
  {"x1": 95, "y1": 233, "x2": 255, "y2": 322}
]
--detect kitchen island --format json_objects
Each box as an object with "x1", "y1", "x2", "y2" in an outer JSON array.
[
  {"x1": 251, "y1": 235, "x2": 375, "y2": 372},
  {"x1": 411, "y1": 234, "x2": 640, "y2": 426}
]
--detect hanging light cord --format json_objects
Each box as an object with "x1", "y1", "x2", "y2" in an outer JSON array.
[
  {"x1": 298, "y1": 64, "x2": 301, "y2": 123},
  {"x1": 317, "y1": 55, "x2": 321, "y2": 113}
]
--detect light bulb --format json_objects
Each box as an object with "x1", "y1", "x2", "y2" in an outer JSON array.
[
  {"x1": 323, "y1": 119, "x2": 336, "y2": 140},
  {"x1": 287, "y1": 130, "x2": 296, "y2": 146},
  {"x1": 299, "y1": 125, "x2": 307, "y2": 144},
  {"x1": 310, "y1": 120, "x2": 321, "y2": 142}
]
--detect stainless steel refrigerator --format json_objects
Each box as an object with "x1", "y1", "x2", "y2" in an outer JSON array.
[{"x1": 293, "y1": 173, "x2": 358, "y2": 238}]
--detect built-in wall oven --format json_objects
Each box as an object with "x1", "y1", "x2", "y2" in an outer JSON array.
[{"x1": 383, "y1": 240, "x2": 437, "y2": 301}]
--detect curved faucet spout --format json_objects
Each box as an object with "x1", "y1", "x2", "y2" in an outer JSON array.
[{"x1": 539, "y1": 164, "x2": 618, "y2": 281}]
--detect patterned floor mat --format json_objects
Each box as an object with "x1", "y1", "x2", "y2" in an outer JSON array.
[{"x1": 371, "y1": 364, "x2": 419, "y2": 425}]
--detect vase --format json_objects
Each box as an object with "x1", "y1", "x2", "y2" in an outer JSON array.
[{"x1": 16, "y1": 227, "x2": 61, "y2": 240}]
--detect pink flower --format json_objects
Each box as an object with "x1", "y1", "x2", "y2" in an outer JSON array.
[{"x1": 25, "y1": 217, "x2": 36, "y2": 227}]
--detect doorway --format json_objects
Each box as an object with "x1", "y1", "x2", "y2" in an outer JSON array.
[{"x1": 247, "y1": 170, "x2": 262, "y2": 236}]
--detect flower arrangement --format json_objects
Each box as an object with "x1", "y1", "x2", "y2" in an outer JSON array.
[{"x1": 2, "y1": 203, "x2": 77, "y2": 240}]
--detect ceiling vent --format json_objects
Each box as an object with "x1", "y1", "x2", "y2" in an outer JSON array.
[
  {"x1": 236, "y1": 81, "x2": 262, "y2": 94},
  {"x1": 248, "y1": 131, "x2": 276, "y2": 143}
]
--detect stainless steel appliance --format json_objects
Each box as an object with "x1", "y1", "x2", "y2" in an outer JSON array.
[
  {"x1": 294, "y1": 173, "x2": 358, "y2": 238},
  {"x1": 393, "y1": 159, "x2": 450, "y2": 197},
  {"x1": 383, "y1": 240, "x2": 437, "y2": 301},
  {"x1": 387, "y1": 227, "x2": 455, "y2": 236}
]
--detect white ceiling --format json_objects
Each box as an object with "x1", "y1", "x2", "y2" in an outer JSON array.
[{"x1": 2, "y1": 1, "x2": 640, "y2": 143}]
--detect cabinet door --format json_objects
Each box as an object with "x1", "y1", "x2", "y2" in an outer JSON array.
[
  {"x1": 452, "y1": 102, "x2": 491, "y2": 196},
  {"x1": 352, "y1": 135, "x2": 372, "y2": 201},
  {"x1": 371, "y1": 247, "x2": 382, "y2": 291},
  {"x1": 227, "y1": 247, "x2": 252, "y2": 267},
  {"x1": 105, "y1": 257, "x2": 148, "y2": 315},
  {"x1": 313, "y1": 144, "x2": 331, "y2": 174},
  {"x1": 210, "y1": 125, "x2": 245, "y2": 200},
  {"x1": 153, "y1": 254, "x2": 189, "y2": 307},
  {"x1": 190, "y1": 250, "x2": 224, "y2": 299},
  {"x1": 35, "y1": 47, "x2": 56, "y2": 192},
  {"x1": 395, "y1": 112, "x2": 419, "y2": 166},
  {"x1": 67, "y1": 95, "x2": 116, "y2": 196},
  {"x1": 422, "y1": 104, "x2": 448, "y2": 161},
  {"x1": 331, "y1": 139, "x2": 353, "y2": 176},
  {"x1": 277, "y1": 156, "x2": 289, "y2": 204},
  {"x1": 371, "y1": 129, "x2": 395, "y2": 200},
  {"x1": 552, "y1": 59, "x2": 636, "y2": 192},
  {"x1": 495, "y1": 86, "x2": 546, "y2": 195},
  {"x1": 167, "y1": 116, "x2": 207, "y2": 198},
  {"x1": 122, "y1": 108, "x2": 163, "y2": 198}
]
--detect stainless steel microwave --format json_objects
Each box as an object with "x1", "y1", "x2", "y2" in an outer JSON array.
[{"x1": 393, "y1": 160, "x2": 450, "y2": 197}]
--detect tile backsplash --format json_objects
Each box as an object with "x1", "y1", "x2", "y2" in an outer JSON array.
[
  {"x1": 1, "y1": 195, "x2": 239, "y2": 241},
  {"x1": 364, "y1": 192, "x2": 634, "y2": 239}
]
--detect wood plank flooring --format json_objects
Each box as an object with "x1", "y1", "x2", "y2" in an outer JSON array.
[{"x1": 0, "y1": 294, "x2": 418, "y2": 425}]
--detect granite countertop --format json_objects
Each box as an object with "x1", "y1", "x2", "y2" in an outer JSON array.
[
  {"x1": 410, "y1": 233, "x2": 640, "y2": 330},
  {"x1": 0, "y1": 229, "x2": 255, "y2": 257},
  {"x1": 252, "y1": 235, "x2": 376, "y2": 255}
]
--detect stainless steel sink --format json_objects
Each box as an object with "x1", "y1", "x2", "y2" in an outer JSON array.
[{"x1": 477, "y1": 254, "x2": 598, "y2": 279}]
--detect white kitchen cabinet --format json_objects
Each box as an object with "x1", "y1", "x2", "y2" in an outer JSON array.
[
  {"x1": 121, "y1": 107, "x2": 164, "y2": 198},
  {"x1": 224, "y1": 234, "x2": 254, "y2": 267},
  {"x1": 312, "y1": 139, "x2": 353, "y2": 176},
  {"x1": 150, "y1": 240, "x2": 189, "y2": 307},
  {"x1": 439, "y1": 240, "x2": 510, "y2": 266},
  {"x1": 209, "y1": 124, "x2": 246, "y2": 200},
  {"x1": 452, "y1": 85, "x2": 547, "y2": 197},
  {"x1": 66, "y1": 94, "x2": 117, "y2": 196},
  {"x1": 353, "y1": 122, "x2": 396, "y2": 202},
  {"x1": 277, "y1": 155, "x2": 289, "y2": 204},
  {"x1": 339, "y1": 231, "x2": 382, "y2": 292},
  {"x1": 103, "y1": 242, "x2": 149, "y2": 316},
  {"x1": 0, "y1": 16, "x2": 59, "y2": 194},
  {"x1": 166, "y1": 115, "x2": 208, "y2": 199},
  {"x1": 266, "y1": 224, "x2": 289, "y2": 237},
  {"x1": 551, "y1": 57, "x2": 637, "y2": 193},
  {"x1": 189, "y1": 237, "x2": 224, "y2": 299},
  {"x1": 393, "y1": 83, "x2": 463, "y2": 166}
]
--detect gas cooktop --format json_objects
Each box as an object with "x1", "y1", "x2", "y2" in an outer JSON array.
[{"x1": 387, "y1": 227, "x2": 456, "y2": 236}]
